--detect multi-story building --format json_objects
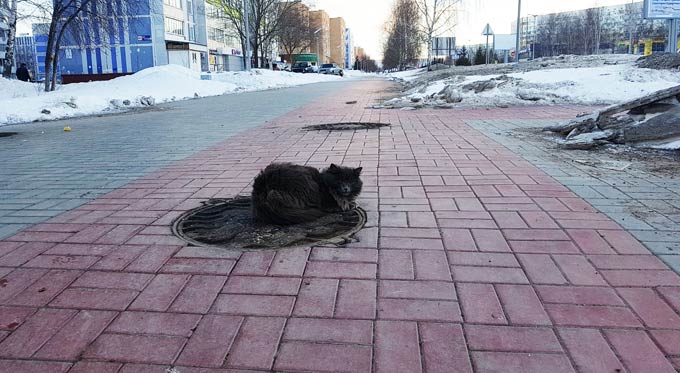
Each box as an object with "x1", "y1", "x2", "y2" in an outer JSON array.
[
  {"x1": 354, "y1": 46, "x2": 365, "y2": 60},
  {"x1": 205, "y1": 3, "x2": 243, "y2": 71},
  {"x1": 13, "y1": 34, "x2": 35, "y2": 75},
  {"x1": 278, "y1": 2, "x2": 310, "y2": 63},
  {"x1": 35, "y1": 0, "x2": 209, "y2": 81},
  {"x1": 329, "y1": 17, "x2": 345, "y2": 67},
  {"x1": 511, "y1": 1, "x2": 667, "y2": 57},
  {"x1": 344, "y1": 27, "x2": 354, "y2": 69},
  {"x1": 310, "y1": 10, "x2": 330, "y2": 64}
]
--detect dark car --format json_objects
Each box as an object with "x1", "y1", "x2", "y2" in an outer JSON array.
[{"x1": 291, "y1": 61, "x2": 317, "y2": 73}]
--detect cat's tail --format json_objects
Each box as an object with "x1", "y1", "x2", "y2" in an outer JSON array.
[{"x1": 252, "y1": 190, "x2": 326, "y2": 225}]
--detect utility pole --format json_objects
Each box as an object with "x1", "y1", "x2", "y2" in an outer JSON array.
[
  {"x1": 628, "y1": 0, "x2": 634, "y2": 54},
  {"x1": 243, "y1": 0, "x2": 251, "y2": 71},
  {"x1": 532, "y1": 15, "x2": 537, "y2": 59},
  {"x1": 515, "y1": 0, "x2": 521, "y2": 63}
]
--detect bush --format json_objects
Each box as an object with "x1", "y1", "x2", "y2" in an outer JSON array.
[{"x1": 455, "y1": 57, "x2": 471, "y2": 66}]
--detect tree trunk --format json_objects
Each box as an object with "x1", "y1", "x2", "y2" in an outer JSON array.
[
  {"x1": 50, "y1": 39, "x2": 61, "y2": 91},
  {"x1": 426, "y1": 34, "x2": 432, "y2": 71},
  {"x1": 44, "y1": 19, "x2": 58, "y2": 92},
  {"x1": 2, "y1": 0, "x2": 17, "y2": 78}
]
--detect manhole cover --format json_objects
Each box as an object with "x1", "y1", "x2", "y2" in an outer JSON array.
[
  {"x1": 0, "y1": 132, "x2": 17, "y2": 138},
  {"x1": 172, "y1": 197, "x2": 366, "y2": 250},
  {"x1": 303, "y1": 122, "x2": 390, "y2": 131}
]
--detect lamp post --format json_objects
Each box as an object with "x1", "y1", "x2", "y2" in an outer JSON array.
[
  {"x1": 243, "y1": 0, "x2": 251, "y2": 70},
  {"x1": 313, "y1": 28, "x2": 321, "y2": 65},
  {"x1": 515, "y1": 0, "x2": 521, "y2": 63},
  {"x1": 529, "y1": 14, "x2": 537, "y2": 60}
]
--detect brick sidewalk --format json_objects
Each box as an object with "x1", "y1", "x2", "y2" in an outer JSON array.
[{"x1": 1, "y1": 80, "x2": 679, "y2": 373}]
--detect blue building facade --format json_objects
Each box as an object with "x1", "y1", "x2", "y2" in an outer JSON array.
[
  {"x1": 14, "y1": 35, "x2": 37, "y2": 77},
  {"x1": 33, "y1": 0, "x2": 210, "y2": 79}
]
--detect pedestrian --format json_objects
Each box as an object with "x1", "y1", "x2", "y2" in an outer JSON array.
[{"x1": 16, "y1": 63, "x2": 31, "y2": 82}]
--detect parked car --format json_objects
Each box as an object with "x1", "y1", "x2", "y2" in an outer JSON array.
[
  {"x1": 291, "y1": 61, "x2": 317, "y2": 73},
  {"x1": 318, "y1": 63, "x2": 344, "y2": 76},
  {"x1": 272, "y1": 62, "x2": 288, "y2": 71}
]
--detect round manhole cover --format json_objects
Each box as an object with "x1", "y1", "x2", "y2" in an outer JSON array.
[
  {"x1": 172, "y1": 197, "x2": 366, "y2": 250},
  {"x1": 303, "y1": 122, "x2": 390, "y2": 131},
  {"x1": 0, "y1": 132, "x2": 18, "y2": 138}
]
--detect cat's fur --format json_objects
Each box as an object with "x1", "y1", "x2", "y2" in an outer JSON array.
[{"x1": 251, "y1": 163, "x2": 363, "y2": 225}]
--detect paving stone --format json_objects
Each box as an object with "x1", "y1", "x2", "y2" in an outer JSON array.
[
  {"x1": 3, "y1": 81, "x2": 680, "y2": 370},
  {"x1": 374, "y1": 321, "x2": 421, "y2": 373},
  {"x1": 604, "y1": 329, "x2": 676, "y2": 373},
  {"x1": 83, "y1": 334, "x2": 185, "y2": 364}
]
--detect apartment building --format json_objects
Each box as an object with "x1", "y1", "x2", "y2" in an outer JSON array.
[
  {"x1": 310, "y1": 10, "x2": 330, "y2": 64},
  {"x1": 329, "y1": 17, "x2": 345, "y2": 67}
]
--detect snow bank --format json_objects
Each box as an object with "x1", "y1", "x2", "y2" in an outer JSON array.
[
  {"x1": 385, "y1": 56, "x2": 680, "y2": 109},
  {"x1": 0, "y1": 65, "x2": 342, "y2": 125},
  {"x1": 387, "y1": 68, "x2": 427, "y2": 82}
]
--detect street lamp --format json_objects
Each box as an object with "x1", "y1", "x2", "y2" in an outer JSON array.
[
  {"x1": 528, "y1": 14, "x2": 537, "y2": 60},
  {"x1": 243, "y1": 0, "x2": 251, "y2": 70},
  {"x1": 515, "y1": 0, "x2": 521, "y2": 63},
  {"x1": 313, "y1": 28, "x2": 321, "y2": 65}
]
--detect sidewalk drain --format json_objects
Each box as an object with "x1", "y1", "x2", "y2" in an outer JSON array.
[
  {"x1": 0, "y1": 132, "x2": 18, "y2": 138},
  {"x1": 302, "y1": 122, "x2": 390, "y2": 131},
  {"x1": 172, "y1": 197, "x2": 367, "y2": 251}
]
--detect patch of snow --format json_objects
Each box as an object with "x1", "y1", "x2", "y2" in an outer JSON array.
[
  {"x1": 0, "y1": 65, "x2": 343, "y2": 125},
  {"x1": 389, "y1": 56, "x2": 680, "y2": 108},
  {"x1": 387, "y1": 68, "x2": 428, "y2": 82},
  {"x1": 649, "y1": 138, "x2": 680, "y2": 150}
]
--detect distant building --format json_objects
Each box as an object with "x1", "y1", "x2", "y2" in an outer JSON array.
[
  {"x1": 33, "y1": 0, "x2": 210, "y2": 81},
  {"x1": 344, "y1": 27, "x2": 354, "y2": 69},
  {"x1": 14, "y1": 34, "x2": 35, "y2": 77},
  {"x1": 511, "y1": 1, "x2": 668, "y2": 58},
  {"x1": 354, "y1": 46, "x2": 365, "y2": 60},
  {"x1": 205, "y1": 3, "x2": 243, "y2": 71},
  {"x1": 431, "y1": 37, "x2": 456, "y2": 63},
  {"x1": 310, "y1": 10, "x2": 330, "y2": 64},
  {"x1": 329, "y1": 17, "x2": 345, "y2": 67}
]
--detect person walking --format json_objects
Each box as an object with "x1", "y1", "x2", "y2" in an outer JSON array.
[{"x1": 16, "y1": 63, "x2": 31, "y2": 82}]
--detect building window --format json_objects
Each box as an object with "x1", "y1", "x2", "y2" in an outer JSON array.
[
  {"x1": 165, "y1": 17, "x2": 184, "y2": 36},
  {"x1": 207, "y1": 5, "x2": 224, "y2": 18},
  {"x1": 208, "y1": 27, "x2": 225, "y2": 43},
  {"x1": 189, "y1": 24, "x2": 196, "y2": 41},
  {"x1": 164, "y1": 0, "x2": 182, "y2": 9}
]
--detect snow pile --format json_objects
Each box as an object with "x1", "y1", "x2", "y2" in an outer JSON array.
[
  {"x1": 386, "y1": 67, "x2": 427, "y2": 82},
  {"x1": 0, "y1": 65, "x2": 342, "y2": 125},
  {"x1": 379, "y1": 55, "x2": 680, "y2": 109}
]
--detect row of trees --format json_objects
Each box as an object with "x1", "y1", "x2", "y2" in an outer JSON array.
[
  {"x1": 382, "y1": 0, "x2": 459, "y2": 71},
  {"x1": 1, "y1": 0, "x2": 316, "y2": 91},
  {"x1": 534, "y1": 4, "x2": 668, "y2": 57}
]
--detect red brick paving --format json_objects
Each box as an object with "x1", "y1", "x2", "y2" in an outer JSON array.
[{"x1": 0, "y1": 80, "x2": 679, "y2": 372}]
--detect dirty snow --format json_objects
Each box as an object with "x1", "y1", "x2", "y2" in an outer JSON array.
[
  {"x1": 384, "y1": 55, "x2": 680, "y2": 108},
  {"x1": 0, "y1": 65, "x2": 344, "y2": 125}
]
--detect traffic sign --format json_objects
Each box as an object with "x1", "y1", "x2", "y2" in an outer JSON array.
[{"x1": 482, "y1": 23, "x2": 494, "y2": 36}]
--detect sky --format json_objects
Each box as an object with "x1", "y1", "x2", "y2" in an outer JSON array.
[{"x1": 313, "y1": 0, "x2": 640, "y2": 59}]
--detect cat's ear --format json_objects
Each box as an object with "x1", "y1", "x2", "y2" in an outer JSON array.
[
  {"x1": 329, "y1": 163, "x2": 339, "y2": 170},
  {"x1": 354, "y1": 167, "x2": 363, "y2": 175}
]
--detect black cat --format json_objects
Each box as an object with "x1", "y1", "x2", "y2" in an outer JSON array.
[{"x1": 251, "y1": 163, "x2": 363, "y2": 225}]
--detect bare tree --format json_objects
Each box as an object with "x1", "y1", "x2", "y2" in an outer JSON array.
[
  {"x1": 413, "y1": 0, "x2": 458, "y2": 71},
  {"x1": 383, "y1": 0, "x2": 421, "y2": 70},
  {"x1": 209, "y1": 0, "x2": 297, "y2": 68},
  {"x1": 277, "y1": 3, "x2": 311, "y2": 62},
  {"x1": 26, "y1": 0, "x2": 146, "y2": 91}
]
